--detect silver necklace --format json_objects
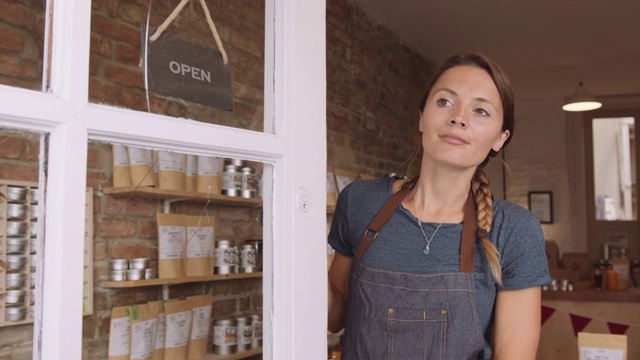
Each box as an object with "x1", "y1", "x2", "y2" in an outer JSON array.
[{"x1": 417, "y1": 219, "x2": 444, "y2": 255}]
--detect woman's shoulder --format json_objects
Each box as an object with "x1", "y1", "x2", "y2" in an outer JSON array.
[{"x1": 493, "y1": 198, "x2": 540, "y2": 224}]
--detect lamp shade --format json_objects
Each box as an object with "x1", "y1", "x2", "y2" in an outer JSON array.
[{"x1": 562, "y1": 82, "x2": 602, "y2": 112}]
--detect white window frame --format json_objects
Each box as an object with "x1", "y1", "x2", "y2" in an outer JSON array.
[{"x1": 0, "y1": 0, "x2": 327, "y2": 359}]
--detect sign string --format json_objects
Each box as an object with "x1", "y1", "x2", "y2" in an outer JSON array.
[{"x1": 149, "y1": 0, "x2": 228, "y2": 65}]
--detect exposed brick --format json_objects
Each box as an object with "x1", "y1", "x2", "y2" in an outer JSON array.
[
  {"x1": 0, "y1": 163, "x2": 38, "y2": 181},
  {"x1": 105, "y1": 197, "x2": 158, "y2": 217},
  {"x1": 104, "y1": 63, "x2": 143, "y2": 89},
  {"x1": 0, "y1": 25, "x2": 25, "y2": 52},
  {"x1": 0, "y1": 136, "x2": 24, "y2": 159},
  {"x1": 110, "y1": 239, "x2": 155, "y2": 259},
  {"x1": 90, "y1": 35, "x2": 112, "y2": 58},
  {"x1": 98, "y1": 217, "x2": 137, "y2": 238}
]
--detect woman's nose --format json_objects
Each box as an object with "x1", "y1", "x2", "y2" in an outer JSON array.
[{"x1": 449, "y1": 113, "x2": 467, "y2": 128}]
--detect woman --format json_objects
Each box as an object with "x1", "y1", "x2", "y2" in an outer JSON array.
[{"x1": 327, "y1": 52, "x2": 551, "y2": 359}]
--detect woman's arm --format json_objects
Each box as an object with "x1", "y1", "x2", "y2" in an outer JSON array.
[
  {"x1": 328, "y1": 252, "x2": 353, "y2": 333},
  {"x1": 492, "y1": 286, "x2": 542, "y2": 360}
]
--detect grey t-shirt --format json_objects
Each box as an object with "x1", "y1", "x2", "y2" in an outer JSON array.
[{"x1": 328, "y1": 176, "x2": 551, "y2": 357}]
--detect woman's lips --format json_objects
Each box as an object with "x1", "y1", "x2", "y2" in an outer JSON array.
[{"x1": 440, "y1": 134, "x2": 468, "y2": 145}]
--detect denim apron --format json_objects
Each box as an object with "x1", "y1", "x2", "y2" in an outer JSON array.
[{"x1": 342, "y1": 179, "x2": 485, "y2": 359}]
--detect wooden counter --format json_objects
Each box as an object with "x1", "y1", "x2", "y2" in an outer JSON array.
[{"x1": 542, "y1": 288, "x2": 640, "y2": 302}]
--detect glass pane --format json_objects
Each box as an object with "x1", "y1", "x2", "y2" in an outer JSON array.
[
  {"x1": 0, "y1": 128, "x2": 46, "y2": 358},
  {"x1": 593, "y1": 117, "x2": 637, "y2": 221},
  {"x1": 89, "y1": 1, "x2": 265, "y2": 132},
  {"x1": 83, "y1": 140, "x2": 265, "y2": 358},
  {"x1": 0, "y1": 1, "x2": 46, "y2": 91}
]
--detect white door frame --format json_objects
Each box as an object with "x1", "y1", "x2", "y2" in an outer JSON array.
[{"x1": 0, "y1": 0, "x2": 327, "y2": 359}]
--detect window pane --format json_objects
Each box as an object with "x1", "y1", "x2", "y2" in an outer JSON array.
[
  {"x1": 593, "y1": 117, "x2": 637, "y2": 221},
  {"x1": 0, "y1": 128, "x2": 46, "y2": 358},
  {"x1": 88, "y1": 1, "x2": 266, "y2": 132},
  {"x1": 0, "y1": 1, "x2": 46, "y2": 91},
  {"x1": 83, "y1": 140, "x2": 265, "y2": 358}
]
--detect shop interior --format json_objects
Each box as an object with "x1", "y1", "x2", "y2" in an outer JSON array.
[{"x1": 0, "y1": 0, "x2": 639, "y2": 359}]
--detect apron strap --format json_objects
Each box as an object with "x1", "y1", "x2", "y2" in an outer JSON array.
[
  {"x1": 355, "y1": 178, "x2": 478, "y2": 273},
  {"x1": 459, "y1": 192, "x2": 477, "y2": 273},
  {"x1": 354, "y1": 177, "x2": 418, "y2": 260}
]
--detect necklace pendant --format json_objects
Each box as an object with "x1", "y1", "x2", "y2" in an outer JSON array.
[{"x1": 422, "y1": 245, "x2": 431, "y2": 255}]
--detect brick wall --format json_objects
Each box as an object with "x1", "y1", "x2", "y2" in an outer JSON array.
[
  {"x1": 327, "y1": 0, "x2": 435, "y2": 177},
  {"x1": 0, "y1": 0, "x2": 437, "y2": 357}
]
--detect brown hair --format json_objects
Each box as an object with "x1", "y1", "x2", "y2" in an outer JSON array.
[{"x1": 415, "y1": 51, "x2": 515, "y2": 285}]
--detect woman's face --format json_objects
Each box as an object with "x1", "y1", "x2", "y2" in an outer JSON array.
[{"x1": 419, "y1": 65, "x2": 510, "y2": 169}]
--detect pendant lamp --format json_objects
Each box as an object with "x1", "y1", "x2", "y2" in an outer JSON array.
[{"x1": 562, "y1": 82, "x2": 602, "y2": 112}]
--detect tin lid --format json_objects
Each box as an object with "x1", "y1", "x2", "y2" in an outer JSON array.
[
  {"x1": 214, "y1": 317, "x2": 238, "y2": 326},
  {"x1": 216, "y1": 239, "x2": 235, "y2": 247},
  {"x1": 235, "y1": 315, "x2": 251, "y2": 323},
  {"x1": 224, "y1": 164, "x2": 238, "y2": 171}
]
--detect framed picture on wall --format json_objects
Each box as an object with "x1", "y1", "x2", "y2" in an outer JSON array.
[{"x1": 528, "y1": 191, "x2": 553, "y2": 224}]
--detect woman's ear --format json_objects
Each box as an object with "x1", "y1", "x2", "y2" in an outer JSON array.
[
  {"x1": 492, "y1": 130, "x2": 511, "y2": 152},
  {"x1": 419, "y1": 112, "x2": 424, "y2": 132}
]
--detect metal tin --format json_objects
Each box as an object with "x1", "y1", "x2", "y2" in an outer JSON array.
[
  {"x1": 30, "y1": 237, "x2": 38, "y2": 253},
  {"x1": 221, "y1": 165, "x2": 242, "y2": 196},
  {"x1": 6, "y1": 186, "x2": 28, "y2": 201},
  {"x1": 6, "y1": 290, "x2": 26, "y2": 304},
  {"x1": 126, "y1": 269, "x2": 144, "y2": 281},
  {"x1": 245, "y1": 239, "x2": 263, "y2": 271},
  {"x1": 29, "y1": 188, "x2": 38, "y2": 203},
  {"x1": 7, "y1": 221, "x2": 28, "y2": 236},
  {"x1": 214, "y1": 240, "x2": 239, "y2": 274},
  {"x1": 7, "y1": 203, "x2": 27, "y2": 219},
  {"x1": 144, "y1": 268, "x2": 156, "y2": 279},
  {"x1": 30, "y1": 221, "x2": 38, "y2": 238},
  {"x1": 213, "y1": 317, "x2": 238, "y2": 355},
  {"x1": 6, "y1": 272, "x2": 27, "y2": 289},
  {"x1": 109, "y1": 270, "x2": 126, "y2": 281},
  {"x1": 5, "y1": 306, "x2": 27, "y2": 322},
  {"x1": 30, "y1": 271, "x2": 36, "y2": 288},
  {"x1": 6, "y1": 254, "x2": 26, "y2": 271},
  {"x1": 30, "y1": 254, "x2": 37, "y2": 270},
  {"x1": 109, "y1": 259, "x2": 129, "y2": 270},
  {"x1": 7, "y1": 237, "x2": 27, "y2": 252},
  {"x1": 225, "y1": 158, "x2": 246, "y2": 168},
  {"x1": 129, "y1": 258, "x2": 149, "y2": 270},
  {"x1": 240, "y1": 167, "x2": 258, "y2": 198},
  {"x1": 240, "y1": 244, "x2": 258, "y2": 273},
  {"x1": 250, "y1": 313, "x2": 263, "y2": 348},
  {"x1": 235, "y1": 315, "x2": 253, "y2": 351},
  {"x1": 30, "y1": 204, "x2": 38, "y2": 219}
]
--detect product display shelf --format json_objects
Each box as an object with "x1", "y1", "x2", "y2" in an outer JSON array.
[
  {"x1": 0, "y1": 181, "x2": 37, "y2": 327},
  {"x1": 103, "y1": 186, "x2": 262, "y2": 207},
  {"x1": 204, "y1": 347, "x2": 262, "y2": 360},
  {"x1": 102, "y1": 272, "x2": 262, "y2": 288}
]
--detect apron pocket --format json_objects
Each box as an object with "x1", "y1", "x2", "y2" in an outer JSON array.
[{"x1": 386, "y1": 307, "x2": 448, "y2": 360}]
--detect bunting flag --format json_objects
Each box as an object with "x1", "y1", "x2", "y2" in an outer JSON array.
[
  {"x1": 541, "y1": 305, "x2": 556, "y2": 326},
  {"x1": 606, "y1": 322, "x2": 630, "y2": 335},
  {"x1": 569, "y1": 313, "x2": 592, "y2": 337}
]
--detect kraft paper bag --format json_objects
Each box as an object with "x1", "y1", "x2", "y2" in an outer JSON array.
[
  {"x1": 112, "y1": 144, "x2": 132, "y2": 187},
  {"x1": 108, "y1": 306, "x2": 130, "y2": 360},
  {"x1": 158, "y1": 150, "x2": 186, "y2": 191},
  {"x1": 196, "y1": 155, "x2": 222, "y2": 195},
  {"x1": 578, "y1": 332, "x2": 627, "y2": 360},
  {"x1": 148, "y1": 300, "x2": 166, "y2": 360},
  {"x1": 185, "y1": 215, "x2": 215, "y2": 277},
  {"x1": 128, "y1": 146, "x2": 155, "y2": 187},
  {"x1": 157, "y1": 213, "x2": 186, "y2": 278},
  {"x1": 164, "y1": 298, "x2": 193, "y2": 360},
  {"x1": 326, "y1": 166, "x2": 338, "y2": 208},
  {"x1": 129, "y1": 304, "x2": 159, "y2": 360},
  {"x1": 186, "y1": 294, "x2": 213, "y2": 360},
  {"x1": 185, "y1": 154, "x2": 198, "y2": 192}
]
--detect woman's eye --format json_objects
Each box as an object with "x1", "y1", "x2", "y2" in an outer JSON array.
[
  {"x1": 475, "y1": 108, "x2": 489, "y2": 116},
  {"x1": 436, "y1": 98, "x2": 452, "y2": 107}
]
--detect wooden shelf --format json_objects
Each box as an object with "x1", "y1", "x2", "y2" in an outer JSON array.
[
  {"x1": 102, "y1": 272, "x2": 262, "y2": 288},
  {"x1": 103, "y1": 186, "x2": 262, "y2": 207},
  {"x1": 204, "y1": 348, "x2": 262, "y2": 360}
]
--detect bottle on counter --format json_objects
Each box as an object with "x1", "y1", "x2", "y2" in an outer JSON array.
[{"x1": 605, "y1": 266, "x2": 618, "y2": 291}]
